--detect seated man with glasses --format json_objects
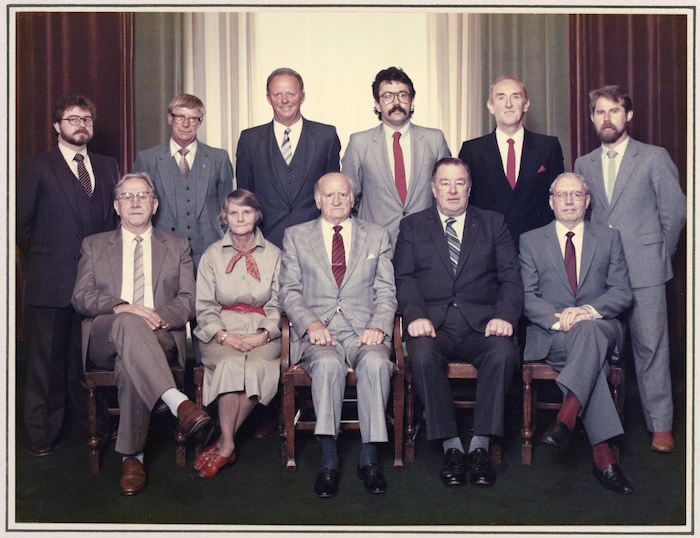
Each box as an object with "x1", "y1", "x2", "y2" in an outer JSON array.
[
  {"x1": 72, "y1": 172, "x2": 212, "y2": 496},
  {"x1": 133, "y1": 94, "x2": 233, "y2": 269},
  {"x1": 342, "y1": 66, "x2": 451, "y2": 246},
  {"x1": 519, "y1": 172, "x2": 634, "y2": 494}
]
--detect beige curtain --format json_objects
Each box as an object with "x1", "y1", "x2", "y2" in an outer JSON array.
[{"x1": 426, "y1": 13, "x2": 482, "y2": 157}]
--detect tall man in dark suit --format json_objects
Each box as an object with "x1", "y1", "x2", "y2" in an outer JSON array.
[
  {"x1": 280, "y1": 173, "x2": 397, "y2": 498},
  {"x1": 17, "y1": 94, "x2": 120, "y2": 456},
  {"x1": 459, "y1": 76, "x2": 565, "y2": 246},
  {"x1": 236, "y1": 67, "x2": 341, "y2": 249},
  {"x1": 133, "y1": 93, "x2": 234, "y2": 268},
  {"x1": 393, "y1": 157, "x2": 522, "y2": 488},
  {"x1": 72, "y1": 172, "x2": 211, "y2": 496},
  {"x1": 520, "y1": 172, "x2": 634, "y2": 494},
  {"x1": 342, "y1": 66, "x2": 451, "y2": 245},
  {"x1": 574, "y1": 85, "x2": 686, "y2": 453}
]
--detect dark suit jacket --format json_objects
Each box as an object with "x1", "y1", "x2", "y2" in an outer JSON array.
[
  {"x1": 71, "y1": 227, "x2": 196, "y2": 369},
  {"x1": 235, "y1": 118, "x2": 341, "y2": 248},
  {"x1": 17, "y1": 145, "x2": 120, "y2": 308},
  {"x1": 393, "y1": 205, "x2": 523, "y2": 335},
  {"x1": 458, "y1": 129, "x2": 564, "y2": 245},
  {"x1": 519, "y1": 221, "x2": 633, "y2": 362}
]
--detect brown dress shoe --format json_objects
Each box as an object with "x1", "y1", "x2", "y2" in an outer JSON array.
[
  {"x1": 29, "y1": 445, "x2": 52, "y2": 457},
  {"x1": 120, "y1": 458, "x2": 147, "y2": 496},
  {"x1": 651, "y1": 431, "x2": 674, "y2": 452},
  {"x1": 177, "y1": 400, "x2": 211, "y2": 438}
]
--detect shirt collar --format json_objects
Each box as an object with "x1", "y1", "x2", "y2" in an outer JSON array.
[
  {"x1": 383, "y1": 121, "x2": 411, "y2": 139},
  {"x1": 600, "y1": 135, "x2": 630, "y2": 158},
  {"x1": 170, "y1": 138, "x2": 197, "y2": 158},
  {"x1": 121, "y1": 225, "x2": 154, "y2": 243},
  {"x1": 273, "y1": 117, "x2": 303, "y2": 136},
  {"x1": 495, "y1": 126, "x2": 524, "y2": 145},
  {"x1": 555, "y1": 220, "x2": 584, "y2": 238}
]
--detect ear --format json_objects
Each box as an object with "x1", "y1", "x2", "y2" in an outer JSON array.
[
  {"x1": 523, "y1": 100, "x2": 530, "y2": 113},
  {"x1": 315, "y1": 194, "x2": 322, "y2": 210},
  {"x1": 626, "y1": 110, "x2": 634, "y2": 122},
  {"x1": 299, "y1": 92, "x2": 306, "y2": 106},
  {"x1": 53, "y1": 122, "x2": 60, "y2": 135},
  {"x1": 549, "y1": 197, "x2": 554, "y2": 211},
  {"x1": 486, "y1": 100, "x2": 495, "y2": 115},
  {"x1": 113, "y1": 199, "x2": 121, "y2": 217},
  {"x1": 151, "y1": 198, "x2": 159, "y2": 215}
]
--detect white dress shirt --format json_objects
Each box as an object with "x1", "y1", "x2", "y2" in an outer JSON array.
[
  {"x1": 120, "y1": 226, "x2": 155, "y2": 308},
  {"x1": 274, "y1": 117, "x2": 303, "y2": 161},
  {"x1": 170, "y1": 138, "x2": 198, "y2": 169},
  {"x1": 58, "y1": 142, "x2": 95, "y2": 191}
]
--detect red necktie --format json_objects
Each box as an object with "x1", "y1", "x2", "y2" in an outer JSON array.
[
  {"x1": 393, "y1": 131, "x2": 407, "y2": 204},
  {"x1": 225, "y1": 246, "x2": 261, "y2": 281},
  {"x1": 331, "y1": 225, "x2": 346, "y2": 288},
  {"x1": 564, "y1": 231, "x2": 577, "y2": 295},
  {"x1": 506, "y1": 138, "x2": 516, "y2": 189}
]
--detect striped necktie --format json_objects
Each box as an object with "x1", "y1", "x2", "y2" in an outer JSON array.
[
  {"x1": 133, "y1": 236, "x2": 145, "y2": 305},
  {"x1": 331, "y1": 225, "x2": 346, "y2": 288},
  {"x1": 445, "y1": 217, "x2": 460, "y2": 274},
  {"x1": 281, "y1": 127, "x2": 292, "y2": 165},
  {"x1": 73, "y1": 154, "x2": 93, "y2": 196}
]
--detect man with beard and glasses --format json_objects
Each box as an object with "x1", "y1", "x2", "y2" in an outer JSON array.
[
  {"x1": 574, "y1": 85, "x2": 686, "y2": 454},
  {"x1": 17, "y1": 94, "x2": 120, "y2": 456},
  {"x1": 342, "y1": 66, "x2": 451, "y2": 246}
]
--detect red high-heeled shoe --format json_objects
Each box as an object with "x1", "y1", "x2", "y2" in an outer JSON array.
[
  {"x1": 193, "y1": 442, "x2": 219, "y2": 471},
  {"x1": 199, "y1": 450, "x2": 237, "y2": 478}
]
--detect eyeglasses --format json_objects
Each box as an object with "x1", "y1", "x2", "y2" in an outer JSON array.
[
  {"x1": 117, "y1": 192, "x2": 155, "y2": 203},
  {"x1": 170, "y1": 113, "x2": 202, "y2": 125},
  {"x1": 379, "y1": 91, "x2": 412, "y2": 105},
  {"x1": 550, "y1": 191, "x2": 588, "y2": 201},
  {"x1": 61, "y1": 116, "x2": 94, "y2": 126}
]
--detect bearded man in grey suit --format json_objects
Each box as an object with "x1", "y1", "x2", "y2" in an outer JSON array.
[
  {"x1": 133, "y1": 93, "x2": 234, "y2": 268},
  {"x1": 574, "y1": 85, "x2": 686, "y2": 453},
  {"x1": 342, "y1": 66, "x2": 451, "y2": 245},
  {"x1": 72, "y1": 172, "x2": 211, "y2": 496},
  {"x1": 280, "y1": 173, "x2": 397, "y2": 498},
  {"x1": 520, "y1": 172, "x2": 634, "y2": 494}
]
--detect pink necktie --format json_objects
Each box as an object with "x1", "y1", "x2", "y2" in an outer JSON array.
[
  {"x1": 393, "y1": 132, "x2": 407, "y2": 204},
  {"x1": 506, "y1": 138, "x2": 516, "y2": 189}
]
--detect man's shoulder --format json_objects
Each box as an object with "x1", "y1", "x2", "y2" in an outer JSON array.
[
  {"x1": 152, "y1": 227, "x2": 190, "y2": 246},
  {"x1": 462, "y1": 131, "x2": 495, "y2": 148},
  {"x1": 195, "y1": 141, "x2": 231, "y2": 159},
  {"x1": 302, "y1": 118, "x2": 338, "y2": 134},
  {"x1": 348, "y1": 124, "x2": 382, "y2": 142},
  {"x1": 524, "y1": 128, "x2": 560, "y2": 144},
  {"x1": 135, "y1": 141, "x2": 169, "y2": 161},
  {"x1": 239, "y1": 122, "x2": 272, "y2": 139},
  {"x1": 82, "y1": 228, "x2": 120, "y2": 248},
  {"x1": 354, "y1": 217, "x2": 389, "y2": 238},
  {"x1": 411, "y1": 123, "x2": 447, "y2": 139}
]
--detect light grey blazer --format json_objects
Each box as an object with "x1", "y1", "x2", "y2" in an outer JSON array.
[
  {"x1": 279, "y1": 216, "x2": 397, "y2": 365},
  {"x1": 341, "y1": 123, "x2": 451, "y2": 245},
  {"x1": 574, "y1": 137, "x2": 686, "y2": 289}
]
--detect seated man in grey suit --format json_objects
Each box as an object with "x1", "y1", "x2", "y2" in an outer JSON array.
[
  {"x1": 72, "y1": 172, "x2": 211, "y2": 496},
  {"x1": 342, "y1": 66, "x2": 451, "y2": 245},
  {"x1": 280, "y1": 173, "x2": 397, "y2": 498},
  {"x1": 519, "y1": 172, "x2": 634, "y2": 494}
]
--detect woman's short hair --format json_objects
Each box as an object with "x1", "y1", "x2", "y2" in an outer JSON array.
[{"x1": 219, "y1": 189, "x2": 264, "y2": 226}]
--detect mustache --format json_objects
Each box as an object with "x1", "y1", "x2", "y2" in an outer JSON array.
[
  {"x1": 600, "y1": 123, "x2": 617, "y2": 130},
  {"x1": 388, "y1": 105, "x2": 407, "y2": 115},
  {"x1": 74, "y1": 128, "x2": 90, "y2": 135}
]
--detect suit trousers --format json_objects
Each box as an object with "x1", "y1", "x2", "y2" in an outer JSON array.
[
  {"x1": 627, "y1": 284, "x2": 673, "y2": 432},
  {"x1": 23, "y1": 305, "x2": 86, "y2": 447},
  {"x1": 540, "y1": 320, "x2": 624, "y2": 446},
  {"x1": 87, "y1": 313, "x2": 178, "y2": 455},
  {"x1": 406, "y1": 306, "x2": 518, "y2": 440},
  {"x1": 299, "y1": 313, "x2": 393, "y2": 443}
]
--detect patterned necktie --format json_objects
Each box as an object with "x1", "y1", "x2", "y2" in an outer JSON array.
[
  {"x1": 73, "y1": 154, "x2": 93, "y2": 197},
  {"x1": 506, "y1": 138, "x2": 516, "y2": 189},
  {"x1": 133, "y1": 236, "x2": 145, "y2": 305},
  {"x1": 281, "y1": 127, "x2": 292, "y2": 165},
  {"x1": 178, "y1": 148, "x2": 190, "y2": 180},
  {"x1": 225, "y1": 246, "x2": 261, "y2": 281},
  {"x1": 564, "y1": 231, "x2": 577, "y2": 295},
  {"x1": 606, "y1": 149, "x2": 618, "y2": 202},
  {"x1": 393, "y1": 131, "x2": 407, "y2": 204},
  {"x1": 445, "y1": 217, "x2": 461, "y2": 274},
  {"x1": 331, "y1": 225, "x2": 346, "y2": 288}
]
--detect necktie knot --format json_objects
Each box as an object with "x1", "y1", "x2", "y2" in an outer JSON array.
[
  {"x1": 507, "y1": 138, "x2": 515, "y2": 146},
  {"x1": 607, "y1": 149, "x2": 618, "y2": 159},
  {"x1": 73, "y1": 154, "x2": 84, "y2": 163},
  {"x1": 134, "y1": 235, "x2": 143, "y2": 244},
  {"x1": 284, "y1": 127, "x2": 291, "y2": 136},
  {"x1": 566, "y1": 231, "x2": 574, "y2": 240},
  {"x1": 445, "y1": 217, "x2": 456, "y2": 227},
  {"x1": 178, "y1": 148, "x2": 189, "y2": 157},
  {"x1": 333, "y1": 225, "x2": 343, "y2": 234},
  {"x1": 393, "y1": 131, "x2": 401, "y2": 142}
]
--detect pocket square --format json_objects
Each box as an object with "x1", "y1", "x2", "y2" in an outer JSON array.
[
  {"x1": 367, "y1": 253, "x2": 377, "y2": 260},
  {"x1": 537, "y1": 165, "x2": 548, "y2": 173}
]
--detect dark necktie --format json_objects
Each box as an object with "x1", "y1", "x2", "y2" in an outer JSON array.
[
  {"x1": 506, "y1": 138, "x2": 516, "y2": 189},
  {"x1": 133, "y1": 236, "x2": 145, "y2": 305},
  {"x1": 73, "y1": 154, "x2": 93, "y2": 197},
  {"x1": 331, "y1": 225, "x2": 346, "y2": 288},
  {"x1": 445, "y1": 217, "x2": 460, "y2": 274},
  {"x1": 178, "y1": 148, "x2": 190, "y2": 180},
  {"x1": 564, "y1": 231, "x2": 577, "y2": 295},
  {"x1": 393, "y1": 131, "x2": 407, "y2": 204}
]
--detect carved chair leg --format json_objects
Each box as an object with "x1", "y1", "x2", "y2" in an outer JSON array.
[
  {"x1": 283, "y1": 375, "x2": 297, "y2": 472},
  {"x1": 521, "y1": 366, "x2": 533, "y2": 465},
  {"x1": 404, "y1": 376, "x2": 416, "y2": 463},
  {"x1": 87, "y1": 385, "x2": 101, "y2": 474}
]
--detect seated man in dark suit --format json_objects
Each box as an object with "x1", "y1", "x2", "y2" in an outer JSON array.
[
  {"x1": 72, "y1": 172, "x2": 211, "y2": 496},
  {"x1": 393, "y1": 157, "x2": 522, "y2": 487},
  {"x1": 519, "y1": 172, "x2": 634, "y2": 494}
]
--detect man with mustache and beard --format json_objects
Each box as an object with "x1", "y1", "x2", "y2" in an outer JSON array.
[
  {"x1": 17, "y1": 94, "x2": 120, "y2": 456},
  {"x1": 342, "y1": 66, "x2": 451, "y2": 246},
  {"x1": 574, "y1": 85, "x2": 686, "y2": 454}
]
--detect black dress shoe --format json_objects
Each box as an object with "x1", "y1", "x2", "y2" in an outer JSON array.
[
  {"x1": 467, "y1": 448, "x2": 496, "y2": 486},
  {"x1": 440, "y1": 448, "x2": 467, "y2": 486},
  {"x1": 593, "y1": 463, "x2": 634, "y2": 495},
  {"x1": 314, "y1": 468, "x2": 340, "y2": 498},
  {"x1": 541, "y1": 420, "x2": 572, "y2": 451},
  {"x1": 357, "y1": 463, "x2": 387, "y2": 494}
]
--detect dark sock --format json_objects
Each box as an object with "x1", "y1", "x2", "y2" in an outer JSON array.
[
  {"x1": 319, "y1": 436, "x2": 339, "y2": 470},
  {"x1": 557, "y1": 391, "x2": 582, "y2": 430},
  {"x1": 592, "y1": 442, "x2": 615, "y2": 471},
  {"x1": 359, "y1": 443, "x2": 378, "y2": 467}
]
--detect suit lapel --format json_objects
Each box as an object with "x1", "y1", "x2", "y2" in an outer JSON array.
[
  {"x1": 483, "y1": 132, "x2": 515, "y2": 203},
  {"x1": 586, "y1": 149, "x2": 609, "y2": 212},
  {"x1": 342, "y1": 219, "x2": 366, "y2": 288},
  {"x1": 543, "y1": 222, "x2": 576, "y2": 297},
  {"x1": 156, "y1": 143, "x2": 179, "y2": 219},
  {"x1": 307, "y1": 219, "x2": 337, "y2": 288},
  {"x1": 427, "y1": 208, "x2": 454, "y2": 277},
  {"x1": 151, "y1": 228, "x2": 167, "y2": 295},
  {"x1": 192, "y1": 142, "x2": 212, "y2": 218},
  {"x1": 51, "y1": 146, "x2": 82, "y2": 220},
  {"x1": 609, "y1": 138, "x2": 638, "y2": 212},
  {"x1": 106, "y1": 229, "x2": 124, "y2": 297},
  {"x1": 512, "y1": 130, "x2": 538, "y2": 205},
  {"x1": 291, "y1": 119, "x2": 317, "y2": 204},
  {"x1": 578, "y1": 223, "x2": 597, "y2": 290},
  {"x1": 262, "y1": 122, "x2": 291, "y2": 202},
  {"x1": 406, "y1": 124, "x2": 425, "y2": 206},
  {"x1": 88, "y1": 151, "x2": 117, "y2": 224},
  {"x1": 370, "y1": 125, "x2": 402, "y2": 205},
  {"x1": 454, "y1": 210, "x2": 479, "y2": 277}
]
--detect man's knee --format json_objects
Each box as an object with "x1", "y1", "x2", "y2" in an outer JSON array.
[
  {"x1": 110, "y1": 312, "x2": 152, "y2": 339},
  {"x1": 356, "y1": 348, "x2": 393, "y2": 380},
  {"x1": 304, "y1": 352, "x2": 347, "y2": 382},
  {"x1": 406, "y1": 336, "x2": 444, "y2": 371}
]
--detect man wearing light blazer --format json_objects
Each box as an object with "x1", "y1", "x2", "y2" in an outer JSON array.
[
  {"x1": 574, "y1": 85, "x2": 686, "y2": 453},
  {"x1": 342, "y1": 66, "x2": 451, "y2": 245},
  {"x1": 280, "y1": 173, "x2": 397, "y2": 498}
]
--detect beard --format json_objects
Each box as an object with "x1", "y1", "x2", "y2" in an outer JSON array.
[
  {"x1": 596, "y1": 123, "x2": 626, "y2": 144},
  {"x1": 61, "y1": 128, "x2": 93, "y2": 146}
]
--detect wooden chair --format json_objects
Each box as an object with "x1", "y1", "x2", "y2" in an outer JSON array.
[
  {"x1": 278, "y1": 314, "x2": 405, "y2": 472},
  {"x1": 400, "y1": 343, "x2": 502, "y2": 465},
  {"x1": 521, "y1": 356, "x2": 623, "y2": 465}
]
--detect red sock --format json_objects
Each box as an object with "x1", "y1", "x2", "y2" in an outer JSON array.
[
  {"x1": 592, "y1": 442, "x2": 615, "y2": 470},
  {"x1": 556, "y1": 391, "x2": 581, "y2": 430}
]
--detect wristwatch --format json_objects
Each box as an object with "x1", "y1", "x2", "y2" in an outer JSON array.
[
  {"x1": 218, "y1": 331, "x2": 229, "y2": 344},
  {"x1": 258, "y1": 328, "x2": 271, "y2": 343}
]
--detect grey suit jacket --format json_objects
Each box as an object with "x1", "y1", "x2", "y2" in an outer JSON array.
[
  {"x1": 133, "y1": 140, "x2": 234, "y2": 262},
  {"x1": 71, "y1": 227, "x2": 196, "y2": 369},
  {"x1": 574, "y1": 137, "x2": 686, "y2": 288},
  {"x1": 342, "y1": 123, "x2": 451, "y2": 245},
  {"x1": 279, "y1": 217, "x2": 397, "y2": 364},
  {"x1": 519, "y1": 221, "x2": 633, "y2": 362}
]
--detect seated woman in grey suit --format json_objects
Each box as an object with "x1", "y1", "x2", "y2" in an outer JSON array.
[{"x1": 193, "y1": 190, "x2": 282, "y2": 477}]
